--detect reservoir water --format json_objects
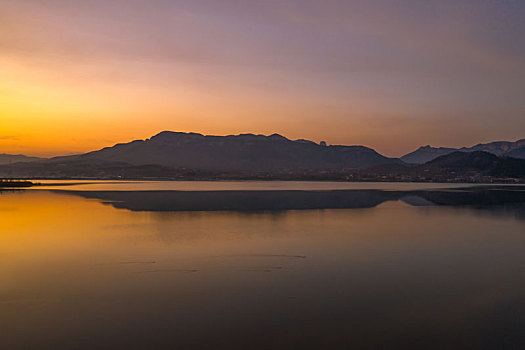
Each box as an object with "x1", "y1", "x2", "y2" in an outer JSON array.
[{"x1": 1, "y1": 181, "x2": 524, "y2": 349}]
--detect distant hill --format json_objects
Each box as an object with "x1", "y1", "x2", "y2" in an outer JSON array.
[
  {"x1": 467, "y1": 139, "x2": 525, "y2": 157},
  {"x1": 3, "y1": 133, "x2": 524, "y2": 182},
  {"x1": 78, "y1": 131, "x2": 399, "y2": 171},
  {"x1": 0, "y1": 131, "x2": 400, "y2": 178},
  {"x1": 0, "y1": 154, "x2": 42, "y2": 165},
  {"x1": 422, "y1": 151, "x2": 525, "y2": 178},
  {"x1": 401, "y1": 139, "x2": 525, "y2": 164},
  {"x1": 400, "y1": 146, "x2": 457, "y2": 164},
  {"x1": 366, "y1": 151, "x2": 525, "y2": 181}
]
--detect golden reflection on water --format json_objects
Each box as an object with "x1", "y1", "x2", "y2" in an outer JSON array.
[{"x1": 1, "y1": 190, "x2": 525, "y2": 349}]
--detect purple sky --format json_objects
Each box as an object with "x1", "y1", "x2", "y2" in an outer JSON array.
[{"x1": 1, "y1": 0, "x2": 524, "y2": 156}]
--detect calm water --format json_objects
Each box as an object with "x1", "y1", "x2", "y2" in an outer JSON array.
[{"x1": 1, "y1": 182, "x2": 525, "y2": 349}]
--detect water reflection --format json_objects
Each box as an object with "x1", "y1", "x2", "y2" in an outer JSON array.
[
  {"x1": 53, "y1": 185, "x2": 525, "y2": 220},
  {"x1": 1, "y1": 186, "x2": 525, "y2": 349}
]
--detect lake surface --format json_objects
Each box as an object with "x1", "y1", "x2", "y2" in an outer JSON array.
[{"x1": 2, "y1": 181, "x2": 525, "y2": 349}]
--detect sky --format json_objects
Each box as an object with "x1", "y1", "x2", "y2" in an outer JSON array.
[{"x1": 1, "y1": 0, "x2": 524, "y2": 157}]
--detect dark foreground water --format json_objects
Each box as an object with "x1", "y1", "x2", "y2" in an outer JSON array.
[{"x1": 1, "y1": 182, "x2": 525, "y2": 349}]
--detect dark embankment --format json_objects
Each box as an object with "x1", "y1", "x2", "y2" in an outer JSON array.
[{"x1": 0, "y1": 180, "x2": 34, "y2": 188}]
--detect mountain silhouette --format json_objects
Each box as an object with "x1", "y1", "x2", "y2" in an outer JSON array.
[
  {"x1": 401, "y1": 139, "x2": 525, "y2": 164},
  {"x1": 78, "y1": 131, "x2": 399, "y2": 171},
  {"x1": 2, "y1": 133, "x2": 525, "y2": 181},
  {"x1": 421, "y1": 151, "x2": 525, "y2": 178},
  {"x1": 368, "y1": 151, "x2": 525, "y2": 180},
  {"x1": 0, "y1": 132, "x2": 399, "y2": 178},
  {"x1": 0, "y1": 153, "x2": 42, "y2": 165}
]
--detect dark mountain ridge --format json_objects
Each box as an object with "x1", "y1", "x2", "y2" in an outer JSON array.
[
  {"x1": 0, "y1": 153, "x2": 42, "y2": 165},
  {"x1": 2, "y1": 133, "x2": 525, "y2": 182},
  {"x1": 0, "y1": 131, "x2": 400, "y2": 178},
  {"x1": 423, "y1": 151, "x2": 525, "y2": 178},
  {"x1": 401, "y1": 139, "x2": 525, "y2": 164},
  {"x1": 78, "y1": 131, "x2": 399, "y2": 171},
  {"x1": 363, "y1": 151, "x2": 525, "y2": 181}
]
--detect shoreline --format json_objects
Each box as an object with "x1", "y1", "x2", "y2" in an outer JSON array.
[
  {"x1": 0, "y1": 180, "x2": 35, "y2": 188},
  {"x1": 5, "y1": 177, "x2": 524, "y2": 185}
]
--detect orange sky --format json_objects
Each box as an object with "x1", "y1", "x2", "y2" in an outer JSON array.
[{"x1": 1, "y1": 0, "x2": 524, "y2": 157}]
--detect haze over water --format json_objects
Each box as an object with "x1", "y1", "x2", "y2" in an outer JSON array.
[{"x1": 2, "y1": 181, "x2": 525, "y2": 349}]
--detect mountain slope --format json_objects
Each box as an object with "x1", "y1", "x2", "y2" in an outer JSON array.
[
  {"x1": 400, "y1": 146, "x2": 457, "y2": 164},
  {"x1": 0, "y1": 131, "x2": 400, "y2": 178},
  {"x1": 401, "y1": 139, "x2": 525, "y2": 164},
  {"x1": 362, "y1": 151, "x2": 525, "y2": 180},
  {"x1": 421, "y1": 151, "x2": 525, "y2": 178},
  {"x1": 76, "y1": 131, "x2": 400, "y2": 171},
  {"x1": 0, "y1": 154, "x2": 42, "y2": 165},
  {"x1": 466, "y1": 139, "x2": 525, "y2": 155}
]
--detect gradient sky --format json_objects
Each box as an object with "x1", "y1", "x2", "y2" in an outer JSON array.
[{"x1": 1, "y1": 0, "x2": 524, "y2": 157}]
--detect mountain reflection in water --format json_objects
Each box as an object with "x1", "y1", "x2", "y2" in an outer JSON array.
[{"x1": 56, "y1": 185, "x2": 525, "y2": 215}]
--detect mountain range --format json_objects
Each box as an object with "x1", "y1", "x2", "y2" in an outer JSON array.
[
  {"x1": 78, "y1": 131, "x2": 401, "y2": 170},
  {"x1": 365, "y1": 151, "x2": 525, "y2": 181},
  {"x1": 401, "y1": 139, "x2": 525, "y2": 164},
  {"x1": 0, "y1": 132, "x2": 399, "y2": 178},
  {"x1": 1, "y1": 132, "x2": 524, "y2": 181},
  {"x1": 0, "y1": 153, "x2": 42, "y2": 165}
]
